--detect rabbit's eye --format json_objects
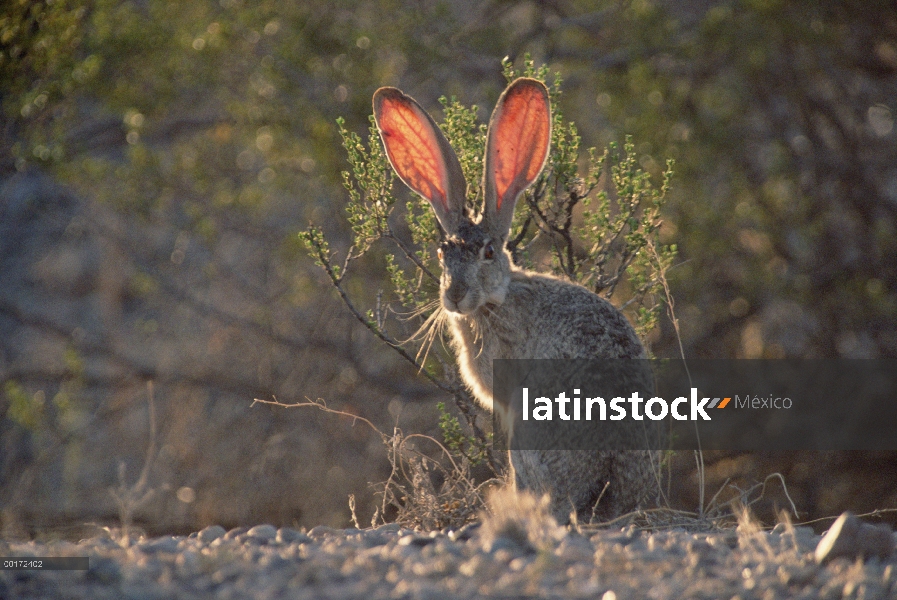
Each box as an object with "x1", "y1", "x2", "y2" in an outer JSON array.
[{"x1": 482, "y1": 242, "x2": 495, "y2": 260}]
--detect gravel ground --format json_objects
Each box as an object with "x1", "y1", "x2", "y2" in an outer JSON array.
[{"x1": 3, "y1": 516, "x2": 896, "y2": 599}]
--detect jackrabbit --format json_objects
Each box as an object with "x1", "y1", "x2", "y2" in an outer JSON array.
[{"x1": 373, "y1": 78, "x2": 657, "y2": 523}]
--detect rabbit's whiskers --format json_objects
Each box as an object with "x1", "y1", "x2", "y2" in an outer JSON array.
[
  {"x1": 399, "y1": 299, "x2": 441, "y2": 324},
  {"x1": 480, "y1": 302, "x2": 515, "y2": 336},
  {"x1": 406, "y1": 302, "x2": 448, "y2": 368}
]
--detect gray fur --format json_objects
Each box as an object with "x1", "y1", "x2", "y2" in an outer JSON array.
[
  {"x1": 443, "y1": 245, "x2": 657, "y2": 523},
  {"x1": 373, "y1": 78, "x2": 658, "y2": 524}
]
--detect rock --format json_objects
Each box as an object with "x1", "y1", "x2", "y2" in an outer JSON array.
[
  {"x1": 398, "y1": 534, "x2": 435, "y2": 547},
  {"x1": 197, "y1": 525, "x2": 227, "y2": 543},
  {"x1": 246, "y1": 524, "x2": 278, "y2": 542},
  {"x1": 308, "y1": 525, "x2": 339, "y2": 538},
  {"x1": 224, "y1": 527, "x2": 249, "y2": 540},
  {"x1": 358, "y1": 532, "x2": 391, "y2": 548},
  {"x1": 448, "y1": 523, "x2": 480, "y2": 542},
  {"x1": 140, "y1": 536, "x2": 180, "y2": 553},
  {"x1": 276, "y1": 527, "x2": 311, "y2": 544},
  {"x1": 815, "y1": 511, "x2": 894, "y2": 563}
]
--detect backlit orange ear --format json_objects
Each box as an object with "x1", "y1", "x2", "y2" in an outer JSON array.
[
  {"x1": 489, "y1": 80, "x2": 551, "y2": 211},
  {"x1": 373, "y1": 88, "x2": 450, "y2": 212}
]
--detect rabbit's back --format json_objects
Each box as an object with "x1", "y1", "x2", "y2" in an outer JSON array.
[{"x1": 488, "y1": 269, "x2": 642, "y2": 359}]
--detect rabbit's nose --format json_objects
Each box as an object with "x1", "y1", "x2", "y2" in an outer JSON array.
[{"x1": 445, "y1": 284, "x2": 467, "y2": 305}]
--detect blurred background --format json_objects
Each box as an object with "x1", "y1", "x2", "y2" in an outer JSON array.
[{"x1": 2, "y1": 0, "x2": 896, "y2": 536}]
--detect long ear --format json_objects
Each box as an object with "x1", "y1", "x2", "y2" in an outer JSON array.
[
  {"x1": 372, "y1": 87, "x2": 467, "y2": 235},
  {"x1": 482, "y1": 78, "x2": 551, "y2": 241}
]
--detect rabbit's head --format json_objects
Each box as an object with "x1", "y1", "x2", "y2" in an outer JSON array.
[{"x1": 373, "y1": 78, "x2": 551, "y2": 315}]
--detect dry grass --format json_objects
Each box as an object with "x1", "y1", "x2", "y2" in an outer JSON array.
[
  {"x1": 377, "y1": 432, "x2": 498, "y2": 530},
  {"x1": 253, "y1": 395, "x2": 499, "y2": 530},
  {"x1": 574, "y1": 467, "x2": 801, "y2": 537},
  {"x1": 256, "y1": 394, "x2": 816, "y2": 537},
  {"x1": 109, "y1": 382, "x2": 159, "y2": 543}
]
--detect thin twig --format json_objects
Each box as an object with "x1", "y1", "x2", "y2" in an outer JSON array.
[
  {"x1": 385, "y1": 230, "x2": 439, "y2": 283},
  {"x1": 251, "y1": 396, "x2": 389, "y2": 442},
  {"x1": 307, "y1": 236, "x2": 458, "y2": 395}
]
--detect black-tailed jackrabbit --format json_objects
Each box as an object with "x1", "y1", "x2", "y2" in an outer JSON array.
[{"x1": 373, "y1": 78, "x2": 656, "y2": 523}]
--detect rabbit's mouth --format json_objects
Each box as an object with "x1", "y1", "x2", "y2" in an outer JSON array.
[
  {"x1": 442, "y1": 296, "x2": 479, "y2": 315},
  {"x1": 444, "y1": 290, "x2": 507, "y2": 316},
  {"x1": 442, "y1": 288, "x2": 484, "y2": 315}
]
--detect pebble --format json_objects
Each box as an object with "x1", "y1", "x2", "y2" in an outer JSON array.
[
  {"x1": 308, "y1": 525, "x2": 339, "y2": 538},
  {"x1": 815, "y1": 511, "x2": 894, "y2": 563},
  {"x1": 246, "y1": 524, "x2": 278, "y2": 542},
  {"x1": 398, "y1": 534, "x2": 436, "y2": 547},
  {"x1": 139, "y1": 536, "x2": 180, "y2": 553},
  {"x1": 276, "y1": 527, "x2": 312, "y2": 544},
  {"x1": 198, "y1": 525, "x2": 227, "y2": 543},
  {"x1": 224, "y1": 527, "x2": 248, "y2": 540},
  {"x1": 448, "y1": 523, "x2": 480, "y2": 542}
]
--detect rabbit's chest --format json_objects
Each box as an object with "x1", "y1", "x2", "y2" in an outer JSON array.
[
  {"x1": 447, "y1": 315, "x2": 502, "y2": 386},
  {"x1": 446, "y1": 307, "x2": 540, "y2": 409},
  {"x1": 449, "y1": 308, "x2": 530, "y2": 359}
]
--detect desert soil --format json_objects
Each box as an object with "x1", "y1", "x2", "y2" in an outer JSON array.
[{"x1": 2, "y1": 518, "x2": 896, "y2": 599}]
